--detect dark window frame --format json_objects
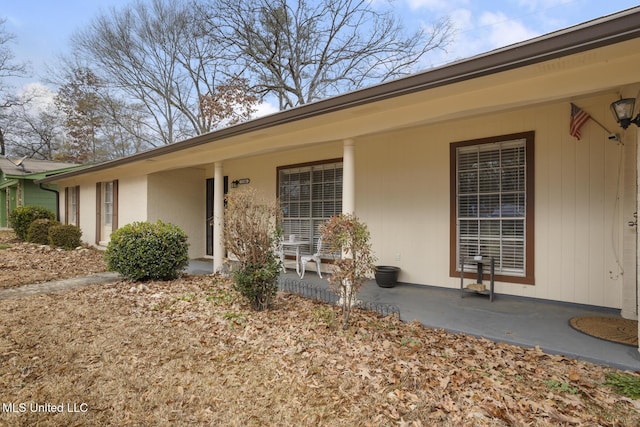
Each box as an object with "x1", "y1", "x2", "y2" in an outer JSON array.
[
  {"x1": 276, "y1": 158, "x2": 343, "y2": 256},
  {"x1": 449, "y1": 131, "x2": 535, "y2": 285}
]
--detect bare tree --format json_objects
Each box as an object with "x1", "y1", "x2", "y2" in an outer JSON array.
[
  {"x1": 69, "y1": 0, "x2": 258, "y2": 146},
  {"x1": 0, "y1": 18, "x2": 29, "y2": 155},
  {"x1": 7, "y1": 86, "x2": 64, "y2": 160},
  {"x1": 203, "y1": 0, "x2": 453, "y2": 109},
  {"x1": 55, "y1": 67, "x2": 104, "y2": 163}
]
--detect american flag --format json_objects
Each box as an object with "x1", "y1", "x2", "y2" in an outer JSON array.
[{"x1": 570, "y1": 103, "x2": 590, "y2": 140}]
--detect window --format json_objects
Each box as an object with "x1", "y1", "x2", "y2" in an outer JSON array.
[
  {"x1": 450, "y1": 132, "x2": 534, "y2": 284},
  {"x1": 104, "y1": 181, "x2": 113, "y2": 227},
  {"x1": 95, "y1": 180, "x2": 118, "y2": 245},
  {"x1": 65, "y1": 186, "x2": 80, "y2": 225},
  {"x1": 277, "y1": 159, "x2": 343, "y2": 254}
]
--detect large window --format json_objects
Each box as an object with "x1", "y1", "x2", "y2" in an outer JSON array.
[
  {"x1": 278, "y1": 159, "x2": 343, "y2": 254},
  {"x1": 450, "y1": 132, "x2": 534, "y2": 284}
]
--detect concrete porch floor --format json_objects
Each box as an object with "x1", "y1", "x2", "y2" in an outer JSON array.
[{"x1": 186, "y1": 259, "x2": 640, "y2": 371}]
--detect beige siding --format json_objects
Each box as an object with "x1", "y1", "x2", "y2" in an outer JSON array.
[
  {"x1": 222, "y1": 94, "x2": 630, "y2": 308},
  {"x1": 78, "y1": 183, "x2": 97, "y2": 246},
  {"x1": 147, "y1": 168, "x2": 205, "y2": 259},
  {"x1": 118, "y1": 176, "x2": 148, "y2": 228}
]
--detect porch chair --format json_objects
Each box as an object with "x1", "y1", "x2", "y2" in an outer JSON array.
[
  {"x1": 275, "y1": 237, "x2": 286, "y2": 273},
  {"x1": 300, "y1": 238, "x2": 323, "y2": 279}
]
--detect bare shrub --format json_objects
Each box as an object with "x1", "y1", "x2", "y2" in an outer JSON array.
[
  {"x1": 223, "y1": 188, "x2": 282, "y2": 310},
  {"x1": 320, "y1": 213, "x2": 376, "y2": 328}
]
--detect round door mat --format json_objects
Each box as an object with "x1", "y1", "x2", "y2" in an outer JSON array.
[{"x1": 569, "y1": 316, "x2": 638, "y2": 347}]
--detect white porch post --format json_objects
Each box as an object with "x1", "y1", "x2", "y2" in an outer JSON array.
[
  {"x1": 340, "y1": 139, "x2": 356, "y2": 307},
  {"x1": 342, "y1": 139, "x2": 355, "y2": 215},
  {"x1": 636, "y1": 128, "x2": 640, "y2": 355},
  {"x1": 213, "y1": 162, "x2": 225, "y2": 273}
]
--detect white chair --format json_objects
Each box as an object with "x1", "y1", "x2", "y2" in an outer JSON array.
[
  {"x1": 275, "y1": 237, "x2": 286, "y2": 273},
  {"x1": 300, "y1": 238, "x2": 323, "y2": 279}
]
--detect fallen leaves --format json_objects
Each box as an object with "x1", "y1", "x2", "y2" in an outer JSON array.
[
  {"x1": 0, "y1": 230, "x2": 107, "y2": 290},
  {"x1": 0, "y1": 226, "x2": 639, "y2": 426},
  {"x1": 0, "y1": 275, "x2": 638, "y2": 426}
]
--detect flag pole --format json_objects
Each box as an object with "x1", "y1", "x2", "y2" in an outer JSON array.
[{"x1": 589, "y1": 115, "x2": 613, "y2": 135}]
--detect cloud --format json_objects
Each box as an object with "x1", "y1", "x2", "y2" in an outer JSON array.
[
  {"x1": 408, "y1": 0, "x2": 469, "y2": 11},
  {"x1": 17, "y1": 83, "x2": 56, "y2": 111},
  {"x1": 252, "y1": 100, "x2": 280, "y2": 118},
  {"x1": 424, "y1": 8, "x2": 541, "y2": 67},
  {"x1": 477, "y1": 11, "x2": 540, "y2": 47}
]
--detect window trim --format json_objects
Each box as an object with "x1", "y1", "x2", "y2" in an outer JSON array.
[
  {"x1": 449, "y1": 131, "x2": 535, "y2": 285},
  {"x1": 95, "y1": 180, "x2": 118, "y2": 245},
  {"x1": 65, "y1": 186, "x2": 80, "y2": 226},
  {"x1": 276, "y1": 158, "x2": 343, "y2": 257}
]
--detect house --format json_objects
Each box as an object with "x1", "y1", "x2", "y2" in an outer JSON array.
[
  {"x1": 39, "y1": 8, "x2": 640, "y2": 337},
  {"x1": 0, "y1": 157, "x2": 81, "y2": 226}
]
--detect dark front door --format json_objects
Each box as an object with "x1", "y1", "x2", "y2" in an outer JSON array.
[{"x1": 206, "y1": 176, "x2": 228, "y2": 256}]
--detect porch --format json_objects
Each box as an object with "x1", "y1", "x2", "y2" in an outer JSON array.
[{"x1": 187, "y1": 259, "x2": 640, "y2": 371}]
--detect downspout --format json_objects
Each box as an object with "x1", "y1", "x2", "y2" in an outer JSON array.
[{"x1": 39, "y1": 184, "x2": 60, "y2": 222}]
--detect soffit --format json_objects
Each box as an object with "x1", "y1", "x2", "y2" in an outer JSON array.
[{"x1": 122, "y1": 37, "x2": 640, "y2": 175}]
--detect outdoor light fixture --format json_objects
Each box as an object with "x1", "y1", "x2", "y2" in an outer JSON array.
[
  {"x1": 231, "y1": 178, "x2": 250, "y2": 188},
  {"x1": 610, "y1": 98, "x2": 640, "y2": 129}
]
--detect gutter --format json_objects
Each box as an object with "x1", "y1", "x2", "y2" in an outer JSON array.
[
  {"x1": 39, "y1": 184, "x2": 60, "y2": 222},
  {"x1": 38, "y1": 6, "x2": 640, "y2": 184},
  {"x1": 0, "y1": 179, "x2": 19, "y2": 190}
]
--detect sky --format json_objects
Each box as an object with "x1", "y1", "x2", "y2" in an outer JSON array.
[{"x1": 3, "y1": 0, "x2": 640, "y2": 114}]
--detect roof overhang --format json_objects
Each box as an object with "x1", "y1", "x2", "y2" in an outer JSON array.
[
  {"x1": 0, "y1": 179, "x2": 19, "y2": 190},
  {"x1": 39, "y1": 6, "x2": 640, "y2": 184}
]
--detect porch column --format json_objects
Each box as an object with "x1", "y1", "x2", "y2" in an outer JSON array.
[
  {"x1": 213, "y1": 162, "x2": 225, "y2": 273},
  {"x1": 342, "y1": 139, "x2": 355, "y2": 215},
  {"x1": 636, "y1": 128, "x2": 640, "y2": 355}
]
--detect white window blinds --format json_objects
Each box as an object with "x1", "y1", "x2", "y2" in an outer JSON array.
[
  {"x1": 457, "y1": 139, "x2": 527, "y2": 275},
  {"x1": 279, "y1": 162, "x2": 343, "y2": 255}
]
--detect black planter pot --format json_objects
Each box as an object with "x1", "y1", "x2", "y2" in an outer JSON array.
[{"x1": 375, "y1": 266, "x2": 400, "y2": 288}]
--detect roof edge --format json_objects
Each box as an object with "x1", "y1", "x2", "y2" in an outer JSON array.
[{"x1": 39, "y1": 6, "x2": 640, "y2": 183}]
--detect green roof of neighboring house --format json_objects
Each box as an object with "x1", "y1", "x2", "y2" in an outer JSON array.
[{"x1": 0, "y1": 157, "x2": 82, "y2": 182}]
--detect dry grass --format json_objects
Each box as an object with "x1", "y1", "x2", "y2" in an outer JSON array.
[{"x1": 1, "y1": 274, "x2": 639, "y2": 426}]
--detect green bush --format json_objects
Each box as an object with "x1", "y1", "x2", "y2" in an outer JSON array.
[
  {"x1": 105, "y1": 220, "x2": 190, "y2": 281},
  {"x1": 9, "y1": 206, "x2": 56, "y2": 241},
  {"x1": 27, "y1": 218, "x2": 61, "y2": 245},
  {"x1": 233, "y1": 255, "x2": 281, "y2": 311},
  {"x1": 49, "y1": 224, "x2": 83, "y2": 250}
]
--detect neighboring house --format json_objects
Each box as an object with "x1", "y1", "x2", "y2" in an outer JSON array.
[
  {"x1": 40, "y1": 9, "x2": 640, "y2": 335},
  {"x1": 0, "y1": 157, "x2": 81, "y2": 227}
]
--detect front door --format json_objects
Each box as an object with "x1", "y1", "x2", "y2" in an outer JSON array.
[{"x1": 206, "y1": 176, "x2": 228, "y2": 256}]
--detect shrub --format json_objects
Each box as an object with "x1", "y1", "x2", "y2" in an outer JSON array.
[
  {"x1": 27, "y1": 218, "x2": 61, "y2": 245},
  {"x1": 224, "y1": 188, "x2": 282, "y2": 310},
  {"x1": 49, "y1": 224, "x2": 83, "y2": 250},
  {"x1": 320, "y1": 213, "x2": 376, "y2": 329},
  {"x1": 9, "y1": 206, "x2": 55, "y2": 241},
  {"x1": 105, "y1": 220, "x2": 190, "y2": 281}
]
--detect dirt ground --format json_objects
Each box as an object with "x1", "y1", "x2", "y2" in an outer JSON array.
[{"x1": 0, "y1": 230, "x2": 639, "y2": 426}]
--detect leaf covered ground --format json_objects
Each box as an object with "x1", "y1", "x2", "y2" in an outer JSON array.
[
  {"x1": 0, "y1": 229, "x2": 639, "y2": 425},
  {"x1": 1, "y1": 272, "x2": 639, "y2": 426},
  {"x1": 0, "y1": 230, "x2": 107, "y2": 289}
]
